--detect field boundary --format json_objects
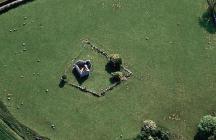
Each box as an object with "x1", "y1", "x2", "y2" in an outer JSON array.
[{"x1": 63, "y1": 39, "x2": 133, "y2": 97}]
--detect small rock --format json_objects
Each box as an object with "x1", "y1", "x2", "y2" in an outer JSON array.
[
  {"x1": 7, "y1": 97, "x2": 11, "y2": 100},
  {"x1": 45, "y1": 89, "x2": 49, "y2": 92},
  {"x1": 9, "y1": 29, "x2": 12, "y2": 32},
  {"x1": 7, "y1": 94, "x2": 12, "y2": 97},
  {"x1": 37, "y1": 73, "x2": 40, "y2": 75},
  {"x1": 51, "y1": 124, "x2": 55, "y2": 129},
  {"x1": 24, "y1": 16, "x2": 27, "y2": 20},
  {"x1": 37, "y1": 59, "x2": 40, "y2": 62},
  {"x1": 23, "y1": 23, "x2": 26, "y2": 26},
  {"x1": 20, "y1": 75, "x2": 24, "y2": 78},
  {"x1": 145, "y1": 37, "x2": 149, "y2": 40},
  {"x1": 23, "y1": 48, "x2": 27, "y2": 51},
  {"x1": 33, "y1": 73, "x2": 36, "y2": 75},
  {"x1": 17, "y1": 106, "x2": 20, "y2": 109},
  {"x1": 13, "y1": 29, "x2": 16, "y2": 31},
  {"x1": 120, "y1": 134, "x2": 123, "y2": 138},
  {"x1": 22, "y1": 43, "x2": 26, "y2": 46},
  {"x1": 21, "y1": 102, "x2": 23, "y2": 105}
]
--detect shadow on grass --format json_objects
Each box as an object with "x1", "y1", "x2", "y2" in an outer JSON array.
[
  {"x1": 194, "y1": 133, "x2": 206, "y2": 140},
  {"x1": 109, "y1": 76, "x2": 120, "y2": 84},
  {"x1": 199, "y1": 11, "x2": 216, "y2": 34},
  {"x1": 0, "y1": 0, "x2": 34, "y2": 15},
  {"x1": 105, "y1": 62, "x2": 120, "y2": 74},
  {"x1": 105, "y1": 62, "x2": 121, "y2": 84},
  {"x1": 59, "y1": 80, "x2": 67, "y2": 88},
  {"x1": 193, "y1": 132, "x2": 215, "y2": 140},
  {"x1": 72, "y1": 69, "x2": 89, "y2": 85},
  {"x1": 123, "y1": 135, "x2": 142, "y2": 140}
]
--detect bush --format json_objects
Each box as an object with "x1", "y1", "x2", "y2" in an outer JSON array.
[
  {"x1": 198, "y1": 115, "x2": 216, "y2": 137},
  {"x1": 111, "y1": 72, "x2": 125, "y2": 82},
  {"x1": 59, "y1": 75, "x2": 68, "y2": 88},
  {"x1": 109, "y1": 54, "x2": 122, "y2": 65},
  {"x1": 62, "y1": 75, "x2": 67, "y2": 80},
  {"x1": 140, "y1": 120, "x2": 169, "y2": 140},
  {"x1": 207, "y1": 0, "x2": 216, "y2": 10},
  {"x1": 109, "y1": 54, "x2": 122, "y2": 70}
]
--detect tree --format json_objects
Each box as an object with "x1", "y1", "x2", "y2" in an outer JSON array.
[
  {"x1": 111, "y1": 72, "x2": 126, "y2": 82},
  {"x1": 206, "y1": 0, "x2": 216, "y2": 24},
  {"x1": 140, "y1": 120, "x2": 169, "y2": 140},
  {"x1": 198, "y1": 115, "x2": 216, "y2": 137},
  {"x1": 62, "y1": 75, "x2": 67, "y2": 80},
  {"x1": 59, "y1": 74, "x2": 68, "y2": 88},
  {"x1": 207, "y1": 0, "x2": 216, "y2": 10},
  {"x1": 109, "y1": 54, "x2": 122, "y2": 71}
]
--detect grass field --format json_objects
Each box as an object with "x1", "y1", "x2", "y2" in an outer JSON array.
[{"x1": 0, "y1": 0, "x2": 215, "y2": 140}]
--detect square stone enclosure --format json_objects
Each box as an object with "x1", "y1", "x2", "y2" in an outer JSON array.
[{"x1": 63, "y1": 41, "x2": 132, "y2": 97}]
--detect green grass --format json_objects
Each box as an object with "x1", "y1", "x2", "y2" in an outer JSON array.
[{"x1": 0, "y1": 0, "x2": 215, "y2": 140}]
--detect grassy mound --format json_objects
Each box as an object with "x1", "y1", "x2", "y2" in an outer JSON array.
[
  {"x1": 0, "y1": 101, "x2": 49, "y2": 140},
  {"x1": 0, "y1": 120, "x2": 22, "y2": 140}
]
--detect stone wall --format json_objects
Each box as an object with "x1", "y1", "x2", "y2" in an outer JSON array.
[{"x1": 64, "y1": 40, "x2": 133, "y2": 97}]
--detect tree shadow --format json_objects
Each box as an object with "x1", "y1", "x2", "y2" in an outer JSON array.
[
  {"x1": 105, "y1": 62, "x2": 120, "y2": 74},
  {"x1": 58, "y1": 80, "x2": 66, "y2": 88},
  {"x1": 123, "y1": 135, "x2": 141, "y2": 140},
  {"x1": 132, "y1": 135, "x2": 142, "y2": 140},
  {"x1": 199, "y1": 11, "x2": 216, "y2": 34},
  {"x1": 72, "y1": 69, "x2": 89, "y2": 85},
  {"x1": 109, "y1": 77, "x2": 118, "y2": 84},
  {"x1": 0, "y1": 0, "x2": 35, "y2": 15},
  {"x1": 194, "y1": 132, "x2": 208, "y2": 140}
]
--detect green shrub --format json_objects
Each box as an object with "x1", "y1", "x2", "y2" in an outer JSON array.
[
  {"x1": 140, "y1": 120, "x2": 169, "y2": 140},
  {"x1": 62, "y1": 75, "x2": 67, "y2": 80},
  {"x1": 198, "y1": 115, "x2": 216, "y2": 136},
  {"x1": 207, "y1": 0, "x2": 216, "y2": 9},
  {"x1": 109, "y1": 54, "x2": 122, "y2": 65},
  {"x1": 111, "y1": 72, "x2": 125, "y2": 82},
  {"x1": 107, "y1": 54, "x2": 122, "y2": 72}
]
